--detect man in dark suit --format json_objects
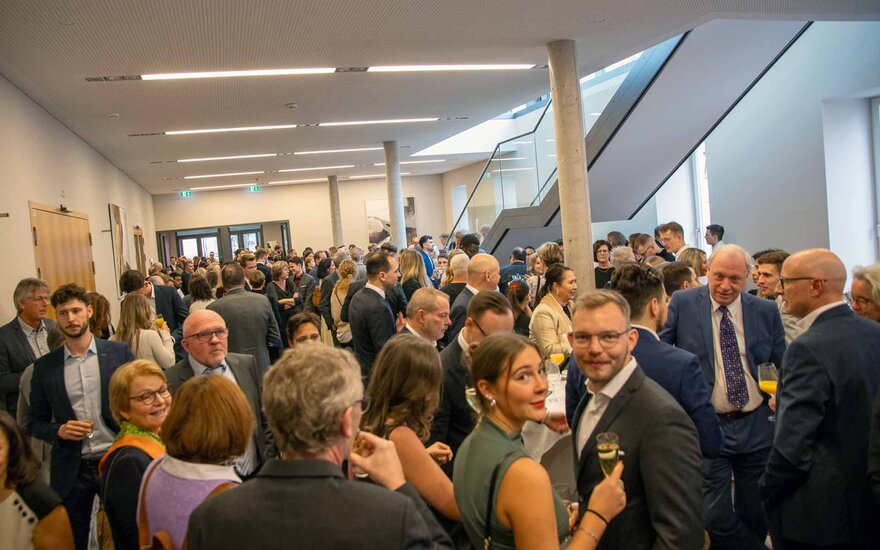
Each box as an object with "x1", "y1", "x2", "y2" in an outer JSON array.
[
  {"x1": 571, "y1": 290, "x2": 704, "y2": 549},
  {"x1": 180, "y1": 259, "x2": 194, "y2": 295},
  {"x1": 349, "y1": 253, "x2": 402, "y2": 379},
  {"x1": 288, "y1": 256, "x2": 316, "y2": 314},
  {"x1": 254, "y1": 247, "x2": 272, "y2": 281},
  {"x1": 661, "y1": 244, "x2": 786, "y2": 550},
  {"x1": 187, "y1": 344, "x2": 451, "y2": 549},
  {"x1": 444, "y1": 253, "x2": 501, "y2": 346},
  {"x1": 208, "y1": 262, "x2": 282, "y2": 373},
  {"x1": 27, "y1": 283, "x2": 134, "y2": 550},
  {"x1": 120, "y1": 269, "x2": 189, "y2": 359},
  {"x1": 166, "y1": 309, "x2": 273, "y2": 477},
  {"x1": 761, "y1": 249, "x2": 880, "y2": 549},
  {"x1": 0, "y1": 278, "x2": 57, "y2": 416},
  {"x1": 429, "y1": 291, "x2": 514, "y2": 475},
  {"x1": 612, "y1": 263, "x2": 723, "y2": 458},
  {"x1": 498, "y1": 247, "x2": 528, "y2": 295}
]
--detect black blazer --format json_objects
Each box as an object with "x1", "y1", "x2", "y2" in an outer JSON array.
[
  {"x1": 348, "y1": 287, "x2": 396, "y2": 378},
  {"x1": 443, "y1": 287, "x2": 475, "y2": 348},
  {"x1": 187, "y1": 459, "x2": 452, "y2": 549},
  {"x1": 341, "y1": 279, "x2": 408, "y2": 323},
  {"x1": 572, "y1": 366, "x2": 704, "y2": 550},
  {"x1": 27, "y1": 338, "x2": 134, "y2": 499},
  {"x1": 318, "y1": 271, "x2": 340, "y2": 329},
  {"x1": 402, "y1": 278, "x2": 423, "y2": 302},
  {"x1": 429, "y1": 337, "x2": 475, "y2": 469},
  {"x1": 166, "y1": 352, "x2": 272, "y2": 469},
  {"x1": 153, "y1": 283, "x2": 189, "y2": 360},
  {"x1": 0, "y1": 317, "x2": 56, "y2": 415},
  {"x1": 760, "y1": 305, "x2": 880, "y2": 546}
]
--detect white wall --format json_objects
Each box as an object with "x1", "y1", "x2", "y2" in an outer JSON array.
[
  {"x1": 153, "y1": 175, "x2": 448, "y2": 251},
  {"x1": 823, "y1": 98, "x2": 878, "y2": 271},
  {"x1": 705, "y1": 22, "x2": 880, "y2": 270},
  {"x1": 0, "y1": 75, "x2": 157, "y2": 323},
  {"x1": 655, "y1": 159, "x2": 699, "y2": 247},
  {"x1": 442, "y1": 160, "x2": 487, "y2": 230}
]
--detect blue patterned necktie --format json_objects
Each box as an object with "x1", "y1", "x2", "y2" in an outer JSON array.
[{"x1": 719, "y1": 305, "x2": 749, "y2": 409}]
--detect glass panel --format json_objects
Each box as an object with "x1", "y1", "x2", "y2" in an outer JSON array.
[
  {"x1": 467, "y1": 150, "x2": 501, "y2": 237},
  {"x1": 179, "y1": 238, "x2": 198, "y2": 258},
  {"x1": 230, "y1": 234, "x2": 240, "y2": 252},
  {"x1": 200, "y1": 236, "x2": 219, "y2": 259},
  {"x1": 243, "y1": 232, "x2": 259, "y2": 251}
]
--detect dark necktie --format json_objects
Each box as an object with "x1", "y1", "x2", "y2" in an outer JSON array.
[{"x1": 719, "y1": 305, "x2": 749, "y2": 409}]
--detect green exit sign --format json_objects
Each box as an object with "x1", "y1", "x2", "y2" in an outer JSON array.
[
  {"x1": 248, "y1": 185, "x2": 261, "y2": 192},
  {"x1": 179, "y1": 191, "x2": 192, "y2": 198}
]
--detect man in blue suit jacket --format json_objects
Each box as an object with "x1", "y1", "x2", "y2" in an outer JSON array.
[
  {"x1": 349, "y1": 253, "x2": 401, "y2": 379},
  {"x1": 498, "y1": 247, "x2": 528, "y2": 295},
  {"x1": 760, "y1": 249, "x2": 880, "y2": 548},
  {"x1": 27, "y1": 284, "x2": 134, "y2": 550},
  {"x1": 661, "y1": 244, "x2": 786, "y2": 550}
]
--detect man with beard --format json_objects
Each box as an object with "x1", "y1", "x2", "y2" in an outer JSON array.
[{"x1": 27, "y1": 283, "x2": 134, "y2": 550}]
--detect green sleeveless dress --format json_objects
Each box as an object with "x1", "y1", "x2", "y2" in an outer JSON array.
[{"x1": 453, "y1": 417, "x2": 568, "y2": 549}]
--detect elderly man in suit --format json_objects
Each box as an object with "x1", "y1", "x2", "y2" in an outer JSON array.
[
  {"x1": 166, "y1": 309, "x2": 273, "y2": 478},
  {"x1": 349, "y1": 253, "x2": 403, "y2": 379},
  {"x1": 571, "y1": 290, "x2": 704, "y2": 549},
  {"x1": 444, "y1": 254, "x2": 501, "y2": 346},
  {"x1": 0, "y1": 278, "x2": 58, "y2": 417},
  {"x1": 187, "y1": 344, "x2": 451, "y2": 549},
  {"x1": 661, "y1": 244, "x2": 786, "y2": 550},
  {"x1": 120, "y1": 269, "x2": 189, "y2": 360},
  {"x1": 207, "y1": 262, "x2": 282, "y2": 373},
  {"x1": 27, "y1": 283, "x2": 134, "y2": 550},
  {"x1": 760, "y1": 249, "x2": 880, "y2": 549}
]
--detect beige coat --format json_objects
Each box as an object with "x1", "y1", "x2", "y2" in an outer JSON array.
[{"x1": 528, "y1": 293, "x2": 573, "y2": 359}]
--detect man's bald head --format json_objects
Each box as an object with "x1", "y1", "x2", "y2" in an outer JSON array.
[
  {"x1": 183, "y1": 309, "x2": 227, "y2": 338},
  {"x1": 786, "y1": 249, "x2": 846, "y2": 293},
  {"x1": 780, "y1": 248, "x2": 846, "y2": 319},
  {"x1": 467, "y1": 253, "x2": 502, "y2": 291}
]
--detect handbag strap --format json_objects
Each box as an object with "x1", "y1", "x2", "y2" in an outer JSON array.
[
  {"x1": 137, "y1": 460, "x2": 163, "y2": 548},
  {"x1": 483, "y1": 452, "x2": 515, "y2": 550}
]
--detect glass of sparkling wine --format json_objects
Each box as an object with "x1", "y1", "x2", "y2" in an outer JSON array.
[
  {"x1": 758, "y1": 362, "x2": 779, "y2": 422},
  {"x1": 465, "y1": 387, "x2": 481, "y2": 413},
  {"x1": 596, "y1": 432, "x2": 619, "y2": 478}
]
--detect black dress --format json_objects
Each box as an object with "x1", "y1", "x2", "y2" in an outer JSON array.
[
  {"x1": 513, "y1": 312, "x2": 531, "y2": 337},
  {"x1": 595, "y1": 266, "x2": 615, "y2": 289}
]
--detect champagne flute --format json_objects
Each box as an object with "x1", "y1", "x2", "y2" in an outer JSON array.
[
  {"x1": 596, "y1": 432, "x2": 620, "y2": 478},
  {"x1": 465, "y1": 387, "x2": 481, "y2": 413},
  {"x1": 758, "y1": 362, "x2": 779, "y2": 422}
]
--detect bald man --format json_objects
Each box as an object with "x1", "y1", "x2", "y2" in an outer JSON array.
[
  {"x1": 760, "y1": 249, "x2": 880, "y2": 548},
  {"x1": 661, "y1": 244, "x2": 786, "y2": 550},
  {"x1": 443, "y1": 253, "x2": 501, "y2": 346}
]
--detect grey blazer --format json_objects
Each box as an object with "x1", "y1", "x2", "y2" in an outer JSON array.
[
  {"x1": 0, "y1": 317, "x2": 57, "y2": 415},
  {"x1": 166, "y1": 352, "x2": 273, "y2": 469},
  {"x1": 207, "y1": 288, "x2": 282, "y2": 373}
]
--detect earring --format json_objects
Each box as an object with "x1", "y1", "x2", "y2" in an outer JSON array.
[{"x1": 488, "y1": 396, "x2": 496, "y2": 408}]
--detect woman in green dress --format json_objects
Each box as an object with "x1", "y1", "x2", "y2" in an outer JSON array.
[{"x1": 453, "y1": 333, "x2": 625, "y2": 549}]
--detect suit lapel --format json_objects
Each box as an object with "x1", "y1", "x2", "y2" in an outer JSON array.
[
  {"x1": 698, "y1": 288, "x2": 716, "y2": 384},
  {"x1": 96, "y1": 341, "x2": 120, "y2": 431},
  {"x1": 577, "y1": 370, "x2": 642, "y2": 472},
  {"x1": 740, "y1": 295, "x2": 757, "y2": 377},
  {"x1": 11, "y1": 321, "x2": 37, "y2": 364},
  {"x1": 49, "y1": 349, "x2": 76, "y2": 420}
]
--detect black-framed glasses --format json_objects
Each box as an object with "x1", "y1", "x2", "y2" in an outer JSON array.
[
  {"x1": 184, "y1": 328, "x2": 229, "y2": 342},
  {"x1": 571, "y1": 330, "x2": 630, "y2": 349},
  {"x1": 129, "y1": 384, "x2": 171, "y2": 406},
  {"x1": 779, "y1": 276, "x2": 824, "y2": 289},
  {"x1": 352, "y1": 397, "x2": 371, "y2": 414},
  {"x1": 469, "y1": 317, "x2": 487, "y2": 337},
  {"x1": 27, "y1": 295, "x2": 50, "y2": 303}
]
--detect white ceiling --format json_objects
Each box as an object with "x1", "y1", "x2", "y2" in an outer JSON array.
[{"x1": 1, "y1": 0, "x2": 878, "y2": 195}]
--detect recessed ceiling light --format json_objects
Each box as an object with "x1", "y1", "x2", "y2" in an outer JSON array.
[
  {"x1": 346, "y1": 172, "x2": 411, "y2": 180},
  {"x1": 178, "y1": 153, "x2": 278, "y2": 163},
  {"x1": 318, "y1": 118, "x2": 438, "y2": 127},
  {"x1": 278, "y1": 164, "x2": 355, "y2": 173},
  {"x1": 374, "y1": 159, "x2": 445, "y2": 166},
  {"x1": 294, "y1": 147, "x2": 383, "y2": 155},
  {"x1": 268, "y1": 178, "x2": 327, "y2": 185},
  {"x1": 166, "y1": 124, "x2": 297, "y2": 136},
  {"x1": 183, "y1": 171, "x2": 264, "y2": 180},
  {"x1": 189, "y1": 183, "x2": 254, "y2": 191},
  {"x1": 368, "y1": 64, "x2": 536, "y2": 72},
  {"x1": 142, "y1": 68, "x2": 335, "y2": 80}
]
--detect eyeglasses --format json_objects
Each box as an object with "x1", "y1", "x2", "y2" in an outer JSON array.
[
  {"x1": 571, "y1": 330, "x2": 629, "y2": 349},
  {"x1": 27, "y1": 296, "x2": 50, "y2": 303},
  {"x1": 778, "y1": 276, "x2": 825, "y2": 289},
  {"x1": 469, "y1": 317, "x2": 487, "y2": 337},
  {"x1": 851, "y1": 295, "x2": 876, "y2": 308},
  {"x1": 352, "y1": 397, "x2": 371, "y2": 414},
  {"x1": 294, "y1": 333, "x2": 321, "y2": 344},
  {"x1": 184, "y1": 328, "x2": 229, "y2": 342},
  {"x1": 129, "y1": 384, "x2": 171, "y2": 406}
]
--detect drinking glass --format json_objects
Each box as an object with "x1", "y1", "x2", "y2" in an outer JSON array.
[
  {"x1": 758, "y1": 362, "x2": 779, "y2": 422},
  {"x1": 465, "y1": 387, "x2": 481, "y2": 413},
  {"x1": 81, "y1": 419, "x2": 95, "y2": 439},
  {"x1": 350, "y1": 430, "x2": 371, "y2": 479},
  {"x1": 596, "y1": 432, "x2": 619, "y2": 478},
  {"x1": 155, "y1": 314, "x2": 166, "y2": 330}
]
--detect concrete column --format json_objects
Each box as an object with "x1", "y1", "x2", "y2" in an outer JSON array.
[
  {"x1": 327, "y1": 175, "x2": 343, "y2": 246},
  {"x1": 547, "y1": 40, "x2": 596, "y2": 290},
  {"x1": 383, "y1": 140, "x2": 407, "y2": 247}
]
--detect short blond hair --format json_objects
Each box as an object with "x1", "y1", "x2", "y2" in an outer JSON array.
[{"x1": 108, "y1": 360, "x2": 166, "y2": 425}]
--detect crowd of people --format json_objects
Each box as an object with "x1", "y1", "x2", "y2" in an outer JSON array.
[{"x1": 1, "y1": 221, "x2": 880, "y2": 549}]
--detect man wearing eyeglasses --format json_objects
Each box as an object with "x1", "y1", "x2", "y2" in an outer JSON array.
[
  {"x1": 661, "y1": 244, "x2": 786, "y2": 550},
  {"x1": 0, "y1": 278, "x2": 59, "y2": 417},
  {"x1": 27, "y1": 283, "x2": 135, "y2": 550},
  {"x1": 166, "y1": 309, "x2": 273, "y2": 479},
  {"x1": 761, "y1": 249, "x2": 880, "y2": 548},
  {"x1": 570, "y1": 289, "x2": 703, "y2": 549}
]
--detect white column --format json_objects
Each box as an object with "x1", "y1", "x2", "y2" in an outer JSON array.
[
  {"x1": 327, "y1": 175, "x2": 343, "y2": 246},
  {"x1": 547, "y1": 39, "x2": 596, "y2": 290},
  {"x1": 383, "y1": 140, "x2": 407, "y2": 247}
]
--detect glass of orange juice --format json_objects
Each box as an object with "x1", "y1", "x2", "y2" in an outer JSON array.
[{"x1": 758, "y1": 363, "x2": 778, "y2": 422}]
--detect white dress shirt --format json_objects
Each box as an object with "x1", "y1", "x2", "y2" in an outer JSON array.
[
  {"x1": 364, "y1": 282, "x2": 386, "y2": 299},
  {"x1": 710, "y1": 295, "x2": 763, "y2": 413},
  {"x1": 797, "y1": 301, "x2": 846, "y2": 332},
  {"x1": 576, "y1": 357, "x2": 638, "y2": 458}
]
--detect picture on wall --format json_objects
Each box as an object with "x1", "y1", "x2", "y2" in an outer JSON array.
[
  {"x1": 365, "y1": 197, "x2": 417, "y2": 245},
  {"x1": 109, "y1": 203, "x2": 131, "y2": 298}
]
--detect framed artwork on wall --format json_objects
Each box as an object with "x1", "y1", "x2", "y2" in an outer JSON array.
[
  {"x1": 364, "y1": 197, "x2": 417, "y2": 245},
  {"x1": 109, "y1": 203, "x2": 131, "y2": 298}
]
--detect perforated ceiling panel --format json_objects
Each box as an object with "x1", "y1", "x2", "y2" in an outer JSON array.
[{"x1": 0, "y1": 0, "x2": 878, "y2": 194}]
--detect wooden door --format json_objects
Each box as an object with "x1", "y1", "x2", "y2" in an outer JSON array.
[{"x1": 30, "y1": 202, "x2": 96, "y2": 309}]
